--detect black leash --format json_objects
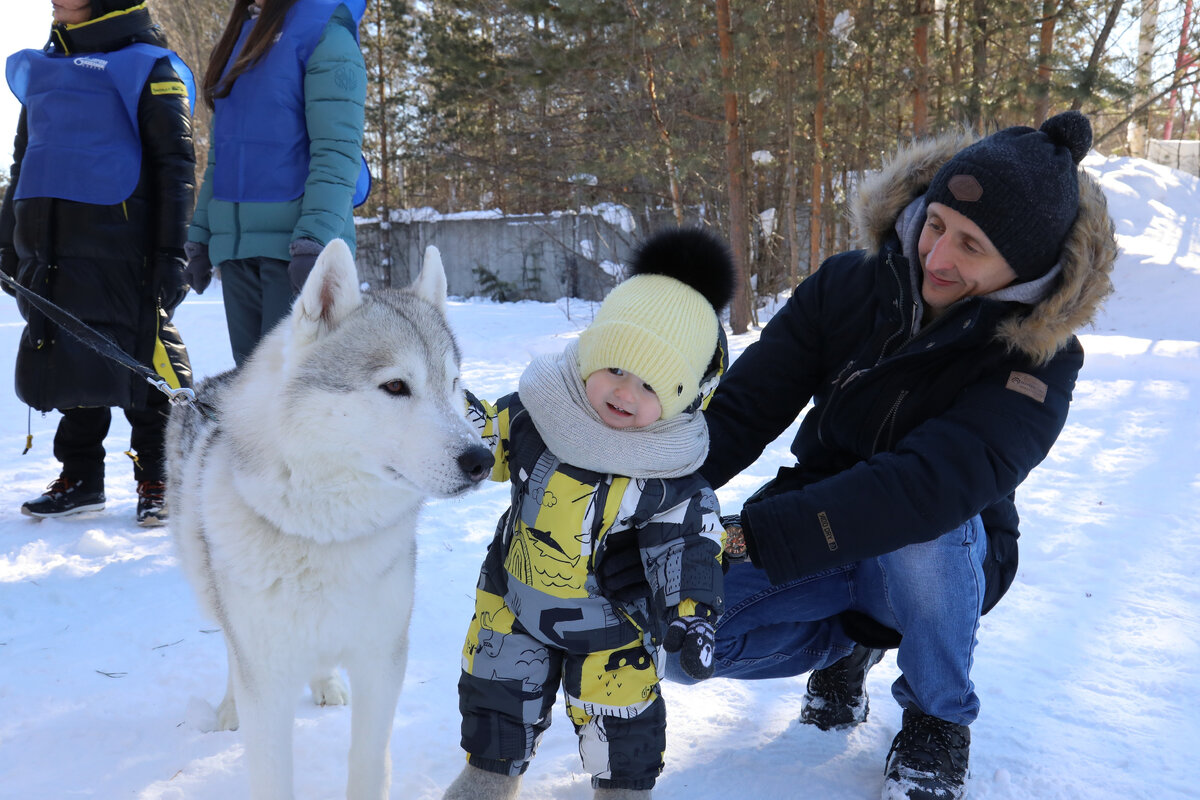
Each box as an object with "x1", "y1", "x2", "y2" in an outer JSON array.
[{"x1": 0, "y1": 270, "x2": 213, "y2": 418}]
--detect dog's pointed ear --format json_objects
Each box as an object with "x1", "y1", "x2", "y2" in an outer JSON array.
[
  {"x1": 412, "y1": 245, "x2": 447, "y2": 311},
  {"x1": 291, "y1": 239, "x2": 362, "y2": 346}
]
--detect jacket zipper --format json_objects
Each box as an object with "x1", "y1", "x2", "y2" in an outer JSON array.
[
  {"x1": 818, "y1": 252, "x2": 912, "y2": 445},
  {"x1": 872, "y1": 389, "x2": 909, "y2": 453}
]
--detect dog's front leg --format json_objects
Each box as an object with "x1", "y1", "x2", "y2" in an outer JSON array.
[
  {"x1": 215, "y1": 645, "x2": 240, "y2": 730},
  {"x1": 344, "y1": 651, "x2": 407, "y2": 800},
  {"x1": 235, "y1": 664, "x2": 299, "y2": 800}
]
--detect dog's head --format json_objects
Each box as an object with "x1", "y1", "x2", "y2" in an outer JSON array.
[{"x1": 274, "y1": 240, "x2": 493, "y2": 505}]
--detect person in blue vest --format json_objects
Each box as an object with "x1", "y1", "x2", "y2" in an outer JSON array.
[
  {"x1": 0, "y1": 0, "x2": 195, "y2": 526},
  {"x1": 185, "y1": 0, "x2": 368, "y2": 367}
]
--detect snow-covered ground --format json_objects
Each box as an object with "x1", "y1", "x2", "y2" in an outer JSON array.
[{"x1": 1, "y1": 153, "x2": 1197, "y2": 799}]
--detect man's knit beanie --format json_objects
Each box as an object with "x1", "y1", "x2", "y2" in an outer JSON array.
[
  {"x1": 924, "y1": 110, "x2": 1093, "y2": 282},
  {"x1": 577, "y1": 228, "x2": 735, "y2": 421}
]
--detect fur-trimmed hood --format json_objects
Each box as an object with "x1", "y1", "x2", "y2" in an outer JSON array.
[{"x1": 849, "y1": 128, "x2": 1118, "y2": 364}]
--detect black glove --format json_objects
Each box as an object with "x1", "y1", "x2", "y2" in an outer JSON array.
[
  {"x1": 663, "y1": 603, "x2": 716, "y2": 680},
  {"x1": 288, "y1": 237, "x2": 323, "y2": 293},
  {"x1": 0, "y1": 248, "x2": 17, "y2": 297},
  {"x1": 184, "y1": 241, "x2": 213, "y2": 295},
  {"x1": 595, "y1": 531, "x2": 651, "y2": 603},
  {"x1": 155, "y1": 249, "x2": 189, "y2": 313}
]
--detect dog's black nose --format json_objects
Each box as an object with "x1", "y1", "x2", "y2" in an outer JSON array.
[{"x1": 459, "y1": 445, "x2": 495, "y2": 482}]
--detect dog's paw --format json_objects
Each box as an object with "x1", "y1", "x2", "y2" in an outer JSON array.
[
  {"x1": 214, "y1": 694, "x2": 240, "y2": 731},
  {"x1": 310, "y1": 671, "x2": 349, "y2": 707}
]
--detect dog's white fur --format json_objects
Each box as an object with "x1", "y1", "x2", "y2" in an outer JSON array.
[{"x1": 166, "y1": 240, "x2": 491, "y2": 800}]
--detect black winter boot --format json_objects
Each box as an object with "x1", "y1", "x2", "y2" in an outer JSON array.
[
  {"x1": 882, "y1": 707, "x2": 970, "y2": 800},
  {"x1": 136, "y1": 480, "x2": 168, "y2": 527},
  {"x1": 21, "y1": 474, "x2": 105, "y2": 518},
  {"x1": 800, "y1": 643, "x2": 885, "y2": 730}
]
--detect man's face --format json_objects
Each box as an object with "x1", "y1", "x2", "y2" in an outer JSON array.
[
  {"x1": 918, "y1": 202, "x2": 1018, "y2": 319},
  {"x1": 52, "y1": 0, "x2": 92, "y2": 25}
]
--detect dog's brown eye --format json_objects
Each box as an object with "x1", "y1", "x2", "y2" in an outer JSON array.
[{"x1": 381, "y1": 379, "x2": 410, "y2": 396}]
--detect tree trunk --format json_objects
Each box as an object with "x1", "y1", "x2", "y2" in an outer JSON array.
[
  {"x1": 368, "y1": 0, "x2": 393, "y2": 286},
  {"x1": 1127, "y1": 0, "x2": 1159, "y2": 156},
  {"x1": 781, "y1": 0, "x2": 800, "y2": 287},
  {"x1": 1033, "y1": 0, "x2": 1059, "y2": 126},
  {"x1": 716, "y1": 0, "x2": 751, "y2": 333},
  {"x1": 1071, "y1": 0, "x2": 1125, "y2": 113},
  {"x1": 625, "y1": 1, "x2": 685, "y2": 223},
  {"x1": 809, "y1": 0, "x2": 827, "y2": 275},
  {"x1": 913, "y1": 0, "x2": 932, "y2": 136},
  {"x1": 968, "y1": 0, "x2": 988, "y2": 125},
  {"x1": 1164, "y1": 0, "x2": 1195, "y2": 138}
]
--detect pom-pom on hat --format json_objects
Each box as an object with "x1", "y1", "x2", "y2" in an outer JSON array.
[
  {"x1": 577, "y1": 227, "x2": 735, "y2": 421},
  {"x1": 924, "y1": 110, "x2": 1092, "y2": 282}
]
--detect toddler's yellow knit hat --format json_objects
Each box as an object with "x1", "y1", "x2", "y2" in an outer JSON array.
[{"x1": 577, "y1": 228, "x2": 735, "y2": 420}]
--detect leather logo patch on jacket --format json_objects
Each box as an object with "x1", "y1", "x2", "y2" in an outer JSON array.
[
  {"x1": 1006, "y1": 371, "x2": 1048, "y2": 403},
  {"x1": 818, "y1": 511, "x2": 838, "y2": 551}
]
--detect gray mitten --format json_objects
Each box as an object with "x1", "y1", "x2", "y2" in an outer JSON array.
[
  {"x1": 184, "y1": 241, "x2": 213, "y2": 295},
  {"x1": 288, "y1": 237, "x2": 324, "y2": 293}
]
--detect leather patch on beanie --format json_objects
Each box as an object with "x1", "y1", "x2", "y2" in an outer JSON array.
[
  {"x1": 1006, "y1": 371, "x2": 1048, "y2": 403},
  {"x1": 947, "y1": 174, "x2": 983, "y2": 202}
]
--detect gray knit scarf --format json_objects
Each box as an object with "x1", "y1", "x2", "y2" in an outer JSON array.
[{"x1": 518, "y1": 340, "x2": 710, "y2": 479}]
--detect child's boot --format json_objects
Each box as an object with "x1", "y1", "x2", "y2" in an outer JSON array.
[{"x1": 443, "y1": 763, "x2": 521, "y2": 800}]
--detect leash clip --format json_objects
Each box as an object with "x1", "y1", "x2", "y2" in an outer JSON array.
[{"x1": 148, "y1": 377, "x2": 196, "y2": 408}]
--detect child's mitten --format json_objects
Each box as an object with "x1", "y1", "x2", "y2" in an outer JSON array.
[{"x1": 663, "y1": 602, "x2": 716, "y2": 680}]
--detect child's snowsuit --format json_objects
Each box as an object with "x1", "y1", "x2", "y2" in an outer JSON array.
[{"x1": 457, "y1": 390, "x2": 724, "y2": 791}]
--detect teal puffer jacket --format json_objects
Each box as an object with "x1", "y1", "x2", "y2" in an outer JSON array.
[{"x1": 188, "y1": 4, "x2": 365, "y2": 263}]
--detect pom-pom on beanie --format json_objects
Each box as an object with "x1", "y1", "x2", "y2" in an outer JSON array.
[
  {"x1": 924, "y1": 110, "x2": 1092, "y2": 282},
  {"x1": 577, "y1": 227, "x2": 735, "y2": 421}
]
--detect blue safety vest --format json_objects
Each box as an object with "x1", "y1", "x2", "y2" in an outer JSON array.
[
  {"x1": 212, "y1": 0, "x2": 369, "y2": 206},
  {"x1": 5, "y1": 43, "x2": 194, "y2": 206}
]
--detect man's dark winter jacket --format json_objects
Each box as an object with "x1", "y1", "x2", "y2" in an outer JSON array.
[
  {"x1": 700, "y1": 130, "x2": 1118, "y2": 616},
  {"x1": 0, "y1": 5, "x2": 194, "y2": 412}
]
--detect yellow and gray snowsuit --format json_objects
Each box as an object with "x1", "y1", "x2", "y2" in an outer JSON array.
[{"x1": 457, "y1": 391, "x2": 724, "y2": 791}]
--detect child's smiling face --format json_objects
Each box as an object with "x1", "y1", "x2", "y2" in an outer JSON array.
[{"x1": 584, "y1": 367, "x2": 662, "y2": 429}]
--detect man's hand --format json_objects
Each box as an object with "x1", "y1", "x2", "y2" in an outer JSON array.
[
  {"x1": 721, "y1": 514, "x2": 748, "y2": 567},
  {"x1": 595, "y1": 532, "x2": 650, "y2": 603}
]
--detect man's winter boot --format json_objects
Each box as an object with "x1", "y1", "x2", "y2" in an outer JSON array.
[
  {"x1": 800, "y1": 643, "x2": 886, "y2": 730},
  {"x1": 594, "y1": 788, "x2": 652, "y2": 799},
  {"x1": 881, "y1": 707, "x2": 970, "y2": 800},
  {"x1": 21, "y1": 474, "x2": 105, "y2": 518},
  {"x1": 442, "y1": 763, "x2": 521, "y2": 800}
]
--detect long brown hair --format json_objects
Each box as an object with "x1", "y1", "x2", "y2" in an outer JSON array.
[{"x1": 201, "y1": 0, "x2": 303, "y2": 110}]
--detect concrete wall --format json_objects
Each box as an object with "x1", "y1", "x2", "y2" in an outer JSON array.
[{"x1": 353, "y1": 209, "x2": 689, "y2": 301}]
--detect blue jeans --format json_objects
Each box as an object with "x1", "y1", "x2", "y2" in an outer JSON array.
[{"x1": 666, "y1": 516, "x2": 988, "y2": 725}]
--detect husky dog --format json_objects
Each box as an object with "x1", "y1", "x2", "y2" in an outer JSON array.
[{"x1": 166, "y1": 239, "x2": 493, "y2": 800}]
